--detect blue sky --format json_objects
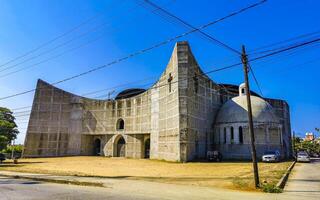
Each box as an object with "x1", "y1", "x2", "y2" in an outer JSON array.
[{"x1": 0, "y1": 0, "x2": 319, "y2": 144}]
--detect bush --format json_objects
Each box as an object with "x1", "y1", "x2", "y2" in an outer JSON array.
[
  {"x1": 262, "y1": 183, "x2": 282, "y2": 193},
  {"x1": 0, "y1": 144, "x2": 23, "y2": 154}
]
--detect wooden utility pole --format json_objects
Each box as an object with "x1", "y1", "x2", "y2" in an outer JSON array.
[
  {"x1": 293, "y1": 131, "x2": 296, "y2": 161},
  {"x1": 241, "y1": 45, "x2": 260, "y2": 188}
]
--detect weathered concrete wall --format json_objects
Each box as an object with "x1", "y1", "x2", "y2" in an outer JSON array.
[
  {"x1": 23, "y1": 43, "x2": 183, "y2": 161},
  {"x1": 266, "y1": 98, "x2": 292, "y2": 158},
  {"x1": 23, "y1": 80, "x2": 74, "y2": 157},
  {"x1": 176, "y1": 42, "x2": 225, "y2": 161}
]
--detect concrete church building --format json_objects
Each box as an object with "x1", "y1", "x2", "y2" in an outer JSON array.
[{"x1": 23, "y1": 41, "x2": 292, "y2": 162}]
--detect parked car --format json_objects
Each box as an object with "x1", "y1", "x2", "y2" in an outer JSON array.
[
  {"x1": 0, "y1": 153, "x2": 6, "y2": 163},
  {"x1": 262, "y1": 150, "x2": 281, "y2": 162},
  {"x1": 207, "y1": 151, "x2": 222, "y2": 162},
  {"x1": 310, "y1": 153, "x2": 319, "y2": 158},
  {"x1": 297, "y1": 152, "x2": 310, "y2": 162}
]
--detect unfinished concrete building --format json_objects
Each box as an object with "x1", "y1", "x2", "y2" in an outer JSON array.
[{"x1": 23, "y1": 41, "x2": 292, "y2": 162}]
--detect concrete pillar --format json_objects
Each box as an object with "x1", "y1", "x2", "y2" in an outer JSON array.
[
  {"x1": 279, "y1": 126, "x2": 282, "y2": 145},
  {"x1": 219, "y1": 126, "x2": 224, "y2": 144},
  {"x1": 234, "y1": 126, "x2": 239, "y2": 144},
  {"x1": 226, "y1": 127, "x2": 231, "y2": 144},
  {"x1": 266, "y1": 125, "x2": 270, "y2": 144}
]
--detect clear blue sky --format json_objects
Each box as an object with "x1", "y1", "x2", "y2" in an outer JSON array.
[{"x1": 0, "y1": 0, "x2": 319, "y2": 144}]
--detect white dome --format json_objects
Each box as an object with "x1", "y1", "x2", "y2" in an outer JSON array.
[{"x1": 215, "y1": 95, "x2": 280, "y2": 124}]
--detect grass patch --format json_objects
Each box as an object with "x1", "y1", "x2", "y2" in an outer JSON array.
[{"x1": 261, "y1": 183, "x2": 283, "y2": 193}]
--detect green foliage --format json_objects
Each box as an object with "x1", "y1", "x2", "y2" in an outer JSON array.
[
  {"x1": 0, "y1": 107, "x2": 19, "y2": 150},
  {"x1": 262, "y1": 183, "x2": 282, "y2": 193},
  {"x1": 0, "y1": 144, "x2": 24, "y2": 154},
  {"x1": 293, "y1": 136, "x2": 320, "y2": 155}
]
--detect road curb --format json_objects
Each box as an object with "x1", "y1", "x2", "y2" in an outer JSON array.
[
  {"x1": 0, "y1": 173, "x2": 104, "y2": 188},
  {"x1": 276, "y1": 160, "x2": 296, "y2": 189}
]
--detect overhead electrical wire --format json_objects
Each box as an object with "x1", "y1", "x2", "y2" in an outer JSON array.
[
  {"x1": 0, "y1": 0, "x2": 266, "y2": 101},
  {"x1": 0, "y1": 0, "x2": 161, "y2": 78},
  {"x1": 141, "y1": 0, "x2": 241, "y2": 55},
  {"x1": 0, "y1": 1, "x2": 123, "y2": 69},
  {"x1": 248, "y1": 29, "x2": 320, "y2": 54},
  {"x1": 2, "y1": 35, "x2": 320, "y2": 102}
]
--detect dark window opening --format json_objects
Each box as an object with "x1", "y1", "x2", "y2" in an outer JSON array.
[
  {"x1": 239, "y1": 126, "x2": 243, "y2": 144},
  {"x1": 116, "y1": 137, "x2": 126, "y2": 157},
  {"x1": 231, "y1": 127, "x2": 234, "y2": 144},
  {"x1": 223, "y1": 127, "x2": 227, "y2": 144},
  {"x1": 94, "y1": 139, "x2": 101, "y2": 156},
  {"x1": 117, "y1": 118, "x2": 124, "y2": 130},
  {"x1": 144, "y1": 138, "x2": 150, "y2": 159}
]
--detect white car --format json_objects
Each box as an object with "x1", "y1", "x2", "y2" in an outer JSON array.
[
  {"x1": 262, "y1": 150, "x2": 281, "y2": 162},
  {"x1": 297, "y1": 152, "x2": 310, "y2": 162}
]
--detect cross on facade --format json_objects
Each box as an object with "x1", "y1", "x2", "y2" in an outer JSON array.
[{"x1": 168, "y1": 73, "x2": 173, "y2": 92}]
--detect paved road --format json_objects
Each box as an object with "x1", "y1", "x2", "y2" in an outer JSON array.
[
  {"x1": 0, "y1": 176, "x2": 152, "y2": 200},
  {"x1": 0, "y1": 159, "x2": 319, "y2": 200}
]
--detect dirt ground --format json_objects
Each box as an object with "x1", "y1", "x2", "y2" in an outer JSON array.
[{"x1": 0, "y1": 156, "x2": 292, "y2": 190}]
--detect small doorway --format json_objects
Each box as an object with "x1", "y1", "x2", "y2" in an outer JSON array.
[
  {"x1": 116, "y1": 137, "x2": 126, "y2": 157},
  {"x1": 144, "y1": 138, "x2": 150, "y2": 159},
  {"x1": 94, "y1": 138, "x2": 101, "y2": 156}
]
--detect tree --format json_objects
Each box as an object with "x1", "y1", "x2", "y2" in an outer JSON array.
[{"x1": 0, "y1": 107, "x2": 19, "y2": 151}]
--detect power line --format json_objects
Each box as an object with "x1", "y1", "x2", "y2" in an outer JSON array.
[
  {"x1": 248, "y1": 64, "x2": 263, "y2": 96},
  {"x1": 249, "y1": 37, "x2": 320, "y2": 62},
  {"x1": 248, "y1": 29, "x2": 320, "y2": 54},
  {"x1": 9, "y1": 38, "x2": 320, "y2": 110},
  {"x1": 0, "y1": 1, "x2": 153, "y2": 78},
  {"x1": 141, "y1": 0, "x2": 242, "y2": 55},
  {"x1": 139, "y1": 0, "x2": 257, "y2": 96},
  {"x1": 2, "y1": 34, "x2": 320, "y2": 102},
  {"x1": 11, "y1": 106, "x2": 32, "y2": 111},
  {"x1": 0, "y1": 2, "x2": 119, "y2": 69},
  {"x1": 0, "y1": 33, "x2": 107, "y2": 78},
  {"x1": 0, "y1": 1, "x2": 275, "y2": 101}
]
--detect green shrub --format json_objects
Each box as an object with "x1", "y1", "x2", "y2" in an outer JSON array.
[{"x1": 262, "y1": 183, "x2": 282, "y2": 193}]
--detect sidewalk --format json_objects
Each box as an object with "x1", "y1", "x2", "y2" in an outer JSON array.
[{"x1": 280, "y1": 158, "x2": 320, "y2": 200}]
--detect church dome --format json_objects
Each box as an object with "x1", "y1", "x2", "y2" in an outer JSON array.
[{"x1": 215, "y1": 83, "x2": 280, "y2": 124}]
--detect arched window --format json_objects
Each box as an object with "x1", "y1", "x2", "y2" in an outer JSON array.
[
  {"x1": 239, "y1": 126, "x2": 243, "y2": 144},
  {"x1": 117, "y1": 118, "x2": 124, "y2": 130},
  {"x1": 223, "y1": 127, "x2": 227, "y2": 144},
  {"x1": 230, "y1": 127, "x2": 234, "y2": 144}
]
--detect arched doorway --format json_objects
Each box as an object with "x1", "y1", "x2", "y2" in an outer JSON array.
[
  {"x1": 94, "y1": 138, "x2": 101, "y2": 156},
  {"x1": 144, "y1": 138, "x2": 150, "y2": 159},
  {"x1": 116, "y1": 136, "x2": 126, "y2": 157}
]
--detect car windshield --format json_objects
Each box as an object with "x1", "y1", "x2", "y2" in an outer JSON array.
[
  {"x1": 298, "y1": 153, "x2": 308, "y2": 156},
  {"x1": 264, "y1": 151, "x2": 275, "y2": 154}
]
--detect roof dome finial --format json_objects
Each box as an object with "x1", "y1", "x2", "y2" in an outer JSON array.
[{"x1": 239, "y1": 83, "x2": 246, "y2": 96}]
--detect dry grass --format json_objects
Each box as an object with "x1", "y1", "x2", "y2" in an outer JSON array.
[{"x1": 0, "y1": 156, "x2": 292, "y2": 191}]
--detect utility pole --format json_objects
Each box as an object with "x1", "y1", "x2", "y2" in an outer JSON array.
[
  {"x1": 293, "y1": 131, "x2": 296, "y2": 161},
  {"x1": 241, "y1": 45, "x2": 260, "y2": 188},
  {"x1": 11, "y1": 139, "x2": 15, "y2": 159}
]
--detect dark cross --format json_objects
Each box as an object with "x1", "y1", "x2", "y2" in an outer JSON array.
[
  {"x1": 168, "y1": 73, "x2": 173, "y2": 92},
  {"x1": 193, "y1": 75, "x2": 199, "y2": 93}
]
